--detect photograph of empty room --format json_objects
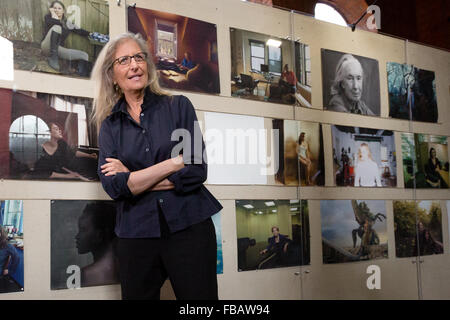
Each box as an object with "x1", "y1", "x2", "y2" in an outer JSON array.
[{"x1": 230, "y1": 27, "x2": 311, "y2": 107}]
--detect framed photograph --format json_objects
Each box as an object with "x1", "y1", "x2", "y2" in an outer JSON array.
[
  {"x1": 401, "y1": 133, "x2": 448, "y2": 188},
  {"x1": 394, "y1": 200, "x2": 443, "y2": 258},
  {"x1": 211, "y1": 212, "x2": 223, "y2": 275},
  {"x1": 204, "y1": 112, "x2": 268, "y2": 185},
  {"x1": 236, "y1": 199, "x2": 310, "y2": 271},
  {"x1": 128, "y1": 7, "x2": 220, "y2": 94},
  {"x1": 51, "y1": 200, "x2": 224, "y2": 290},
  {"x1": 387, "y1": 62, "x2": 438, "y2": 123},
  {"x1": 51, "y1": 200, "x2": 119, "y2": 289},
  {"x1": 331, "y1": 125, "x2": 397, "y2": 187},
  {"x1": 0, "y1": 88, "x2": 99, "y2": 181},
  {"x1": 321, "y1": 49, "x2": 380, "y2": 116},
  {"x1": 230, "y1": 27, "x2": 312, "y2": 107},
  {"x1": 0, "y1": 200, "x2": 24, "y2": 294},
  {"x1": 320, "y1": 200, "x2": 388, "y2": 264},
  {"x1": 273, "y1": 120, "x2": 324, "y2": 186},
  {"x1": 0, "y1": 0, "x2": 109, "y2": 78}
]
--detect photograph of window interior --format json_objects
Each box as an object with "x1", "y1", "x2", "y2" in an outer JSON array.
[
  {"x1": 230, "y1": 27, "x2": 311, "y2": 107},
  {"x1": 128, "y1": 6, "x2": 220, "y2": 94},
  {"x1": 0, "y1": 88, "x2": 99, "y2": 181}
]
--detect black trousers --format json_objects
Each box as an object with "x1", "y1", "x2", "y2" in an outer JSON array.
[{"x1": 117, "y1": 210, "x2": 218, "y2": 300}]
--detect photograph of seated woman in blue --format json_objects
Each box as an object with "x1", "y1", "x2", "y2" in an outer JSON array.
[
  {"x1": 128, "y1": 6, "x2": 220, "y2": 94},
  {"x1": 0, "y1": 200, "x2": 24, "y2": 294}
]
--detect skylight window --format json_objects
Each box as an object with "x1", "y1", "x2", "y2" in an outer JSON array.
[{"x1": 314, "y1": 3, "x2": 347, "y2": 27}]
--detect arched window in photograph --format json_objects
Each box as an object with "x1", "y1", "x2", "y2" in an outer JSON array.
[
  {"x1": 9, "y1": 115, "x2": 50, "y2": 169},
  {"x1": 314, "y1": 3, "x2": 347, "y2": 27}
]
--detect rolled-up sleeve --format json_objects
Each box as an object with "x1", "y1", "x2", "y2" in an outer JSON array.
[
  {"x1": 167, "y1": 96, "x2": 207, "y2": 194},
  {"x1": 98, "y1": 120, "x2": 133, "y2": 200}
]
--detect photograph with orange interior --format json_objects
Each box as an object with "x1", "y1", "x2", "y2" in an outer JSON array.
[{"x1": 128, "y1": 7, "x2": 220, "y2": 94}]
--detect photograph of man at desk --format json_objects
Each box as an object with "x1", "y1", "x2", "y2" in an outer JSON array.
[
  {"x1": 230, "y1": 28, "x2": 312, "y2": 107},
  {"x1": 0, "y1": 200, "x2": 24, "y2": 294},
  {"x1": 128, "y1": 7, "x2": 220, "y2": 94}
]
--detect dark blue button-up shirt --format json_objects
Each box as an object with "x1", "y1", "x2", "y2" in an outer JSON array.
[{"x1": 98, "y1": 87, "x2": 222, "y2": 238}]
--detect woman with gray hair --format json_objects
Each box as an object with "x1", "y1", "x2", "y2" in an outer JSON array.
[
  {"x1": 91, "y1": 32, "x2": 222, "y2": 300},
  {"x1": 328, "y1": 54, "x2": 374, "y2": 115}
]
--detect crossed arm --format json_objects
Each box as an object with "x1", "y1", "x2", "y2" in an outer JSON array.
[{"x1": 100, "y1": 155, "x2": 184, "y2": 196}]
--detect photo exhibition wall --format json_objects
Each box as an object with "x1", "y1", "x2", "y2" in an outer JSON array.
[{"x1": 0, "y1": 0, "x2": 448, "y2": 300}]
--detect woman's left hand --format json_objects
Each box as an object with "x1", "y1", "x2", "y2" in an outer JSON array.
[{"x1": 101, "y1": 158, "x2": 130, "y2": 176}]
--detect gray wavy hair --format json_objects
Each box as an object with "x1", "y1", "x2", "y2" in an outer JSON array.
[
  {"x1": 330, "y1": 53, "x2": 363, "y2": 96},
  {"x1": 91, "y1": 32, "x2": 168, "y2": 131}
]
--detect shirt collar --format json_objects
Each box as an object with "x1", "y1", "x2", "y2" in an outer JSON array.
[{"x1": 111, "y1": 86, "x2": 158, "y2": 114}]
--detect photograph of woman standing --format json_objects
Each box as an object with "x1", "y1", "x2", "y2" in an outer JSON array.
[
  {"x1": 91, "y1": 32, "x2": 222, "y2": 300},
  {"x1": 354, "y1": 143, "x2": 382, "y2": 187},
  {"x1": 297, "y1": 132, "x2": 313, "y2": 186}
]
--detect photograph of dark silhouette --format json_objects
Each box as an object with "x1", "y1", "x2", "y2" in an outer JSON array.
[
  {"x1": 331, "y1": 125, "x2": 397, "y2": 187},
  {"x1": 230, "y1": 27, "x2": 312, "y2": 107},
  {"x1": 128, "y1": 7, "x2": 220, "y2": 94},
  {"x1": 0, "y1": 200, "x2": 24, "y2": 294},
  {"x1": 51, "y1": 200, "x2": 119, "y2": 289},
  {"x1": 401, "y1": 133, "x2": 448, "y2": 189},
  {"x1": 387, "y1": 62, "x2": 438, "y2": 123},
  {"x1": 322, "y1": 49, "x2": 380, "y2": 116},
  {"x1": 0, "y1": 88, "x2": 99, "y2": 181},
  {"x1": 394, "y1": 200, "x2": 443, "y2": 258},
  {"x1": 320, "y1": 200, "x2": 388, "y2": 264},
  {"x1": 0, "y1": 0, "x2": 109, "y2": 78},
  {"x1": 236, "y1": 200, "x2": 310, "y2": 272}
]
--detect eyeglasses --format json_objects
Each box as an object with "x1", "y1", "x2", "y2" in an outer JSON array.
[{"x1": 112, "y1": 52, "x2": 148, "y2": 66}]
